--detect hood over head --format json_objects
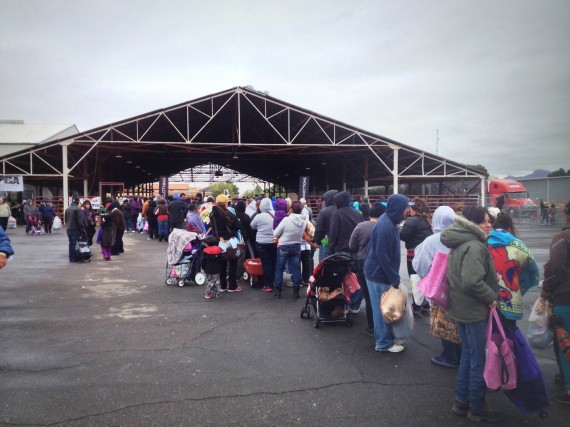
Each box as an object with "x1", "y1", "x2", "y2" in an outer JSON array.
[
  {"x1": 235, "y1": 200, "x2": 246, "y2": 213},
  {"x1": 334, "y1": 191, "x2": 350, "y2": 208},
  {"x1": 386, "y1": 194, "x2": 410, "y2": 223},
  {"x1": 323, "y1": 190, "x2": 339, "y2": 207},
  {"x1": 275, "y1": 198, "x2": 288, "y2": 212},
  {"x1": 432, "y1": 206, "x2": 456, "y2": 233},
  {"x1": 259, "y1": 198, "x2": 274, "y2": 214}
]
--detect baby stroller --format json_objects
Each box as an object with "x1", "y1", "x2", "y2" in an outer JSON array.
[
  {"x1": 165, "y1": 229, "x2": 206, "y2": 287},
  {"x1": 300, "y1": 253, "x2": 354, "y2": 328},
  {"x1": 28, "y1": 215, "x2": 43, "y2": 236}
]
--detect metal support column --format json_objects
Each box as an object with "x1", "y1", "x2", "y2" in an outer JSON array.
[
  {"x1": 62, "y1": 143, "x2": 70, "y2": 211},
  {"x1": 480, "y1": 176, "x2": 486, "y2": 207},
  {"x1": 391, "y1": 145, "x2": 399, "y2": 194}
]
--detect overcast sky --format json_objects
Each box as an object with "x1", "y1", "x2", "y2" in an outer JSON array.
[{"x1": 1, "y1": 0, "x2": 569, "y2": 178}]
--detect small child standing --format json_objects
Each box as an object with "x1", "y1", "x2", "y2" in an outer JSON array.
[{"x1": 201, "y1": 236, "x2": 222, "y2": 299}]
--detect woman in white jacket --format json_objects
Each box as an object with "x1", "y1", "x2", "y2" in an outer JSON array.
[
  {"x1": 250, "y1": 198, "x2": 276, "y2": 293},
  {"x1": 273, "y1": 201, "x2": 307, "y2": 299},
  {"x1": 412, "y1": 205, "x2": 460, "y2": 368}
]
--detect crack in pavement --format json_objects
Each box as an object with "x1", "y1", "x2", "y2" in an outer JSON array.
[{"x1": 23, "y1": 379, "x2": 452, "y2": 426}]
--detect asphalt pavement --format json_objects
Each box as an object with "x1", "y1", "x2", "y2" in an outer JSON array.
[{"x1": 0, "y1": 221, "x2": 567, "y2": 426}]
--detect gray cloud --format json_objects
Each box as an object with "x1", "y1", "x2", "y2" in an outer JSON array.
[{"x1": 1, "y1": 0, "x2": 568, "y2": 177}]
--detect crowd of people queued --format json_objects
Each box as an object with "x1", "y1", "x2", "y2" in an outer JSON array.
[{"x1": 2, "y1": 189, "x2": 570, "y2": 420}]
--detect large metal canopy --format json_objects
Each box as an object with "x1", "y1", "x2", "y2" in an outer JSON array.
[{"x1": 0, "y1": 86, "x2": 485, "y2": 195}]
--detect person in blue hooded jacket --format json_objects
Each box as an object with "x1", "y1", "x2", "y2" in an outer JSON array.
[
  {"x1": 488, "y1": 212, "x2": 539, "y2": 329},
  {"x1": 0, "y1": 225, "x2": 15, "y2": 269},
  {"x1": 364, "y1": 193, "x2": 410, "y2": 353}
]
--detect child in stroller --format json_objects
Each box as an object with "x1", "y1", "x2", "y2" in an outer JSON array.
[
  {"x1": 300, "y1": 253, "x2": 359, "y2": 328},
  {"x1": 165, "y1": 229, "x2": 206, "y2": 286},
  {"x1": 28, "y1": 215, "x2": 43, "y2": 236}
]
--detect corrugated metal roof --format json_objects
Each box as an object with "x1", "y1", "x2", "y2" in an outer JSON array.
[{"x1": 0, "y1": 122, "x2": 79, "y2": 144}]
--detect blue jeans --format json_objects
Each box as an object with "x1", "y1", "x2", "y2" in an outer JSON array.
[
  {"x1": 366, "y1": 279, "x2": 395, "y2": 350},
  {"x1": 67, "y1": 229, "x2": 80, "y2": 262},
  {"x1": 275, "y1": 244, "x2": 301, "y2": 288},
  {"x1": 440, "y1": 339, "x2": 462, "y2": 366},
  {"x1": 158, "y1": 220, "x2": 169, "y2": 239},
  {"x1": 125, "y1": 216, "x2": 133, "y2": 231},
  {"x1": 256, "y1": 242, "x2": 277, "y2": 288},
  {"x1": 455, "y1": 320, "x2": 487, "y2": 410},
  {"x1": 318, "y1": 244, "x2": 331, "y2": 262}
]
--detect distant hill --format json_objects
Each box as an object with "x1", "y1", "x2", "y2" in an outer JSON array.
[{"x1": 505, "y1": 169, "x2": 550, "y2": 180}]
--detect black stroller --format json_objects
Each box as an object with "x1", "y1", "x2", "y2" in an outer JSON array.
[{"x1": 300, "y1": 253, "x2": 354, "y2": 328}]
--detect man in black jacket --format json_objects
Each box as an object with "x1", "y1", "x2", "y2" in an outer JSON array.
[
  {"x1": 64, "y1": 197, "x2": 86, "y2": 262},
  {"x1": 168, "y1": 194, "x2": 187, "y2": 230},
  {"x1": 313, "y1": 189, "x2": 338, "y2": 261},
  {"x1": 329, "y1": 191, "x2": 364, "y2": 254}
]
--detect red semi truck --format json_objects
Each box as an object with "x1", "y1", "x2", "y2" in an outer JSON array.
[{"x1": 487, "y1": 179, "x2": 537, "y2": 216}]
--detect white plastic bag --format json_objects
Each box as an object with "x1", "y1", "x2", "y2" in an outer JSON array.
[
  {"x1": 136, "y1": 213, "x2": 143, "y2": 231},
  {"x1": 7, "y1": 216, "x2": 17, "y2": 229},
  {"x1": 527, "y1": 297, "x2": 554, "y2": 349},
  {"x1": 391, "y1": 281, "x2": 414, "y2": 344},
  {"x1": 52, "y1": 216, "x2": 62, "y2": 230},
  {"x1": 410, "y1": 274, "x2": 425, "y2": 306}
]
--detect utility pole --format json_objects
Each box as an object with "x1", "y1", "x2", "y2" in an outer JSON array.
[{"x1": 436, "y1": 129, "x2": 439, "y2": 155}]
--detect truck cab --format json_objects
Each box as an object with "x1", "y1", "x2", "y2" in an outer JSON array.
[{"x1": 487, "y1": 179, "x2": 537, "y2": 216}]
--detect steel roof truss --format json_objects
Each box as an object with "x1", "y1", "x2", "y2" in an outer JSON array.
[
  {"x1": 189, "y1": 92, "x2": 237, "y2": 143},
  {"x1": 32, "y1": 151, "x2": 62, "y2": 175}
]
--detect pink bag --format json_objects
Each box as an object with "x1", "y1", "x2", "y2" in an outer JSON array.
[
  {"x1": 417, "y1": 252, "x2": 449, "y2": 309},
  {"x1": 483, "y1": 307, "x2": 517, "y2": 390}
]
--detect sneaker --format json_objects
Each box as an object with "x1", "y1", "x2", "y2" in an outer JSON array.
[
  {"x1": 362, "y1": 327, "x2": 374, "y2": 337},
  {"x1": 431, "y1": 356, "x2": 458, "y2": 369},
  {"x1": 555, "y1": 391, "x2": 570, "y2": 405},
  {"x1": 349, "y1": 308, "x2": 360, "y2": 314},
  {"x1": 467, "y1": 407, "x2": 504, "y2": 423},
  {"x1": 451, "y1": 399, "x2": 469, "y2": 417},
  {"x1": 227, "y1": 286, "x2": 243, "y2": 293},
  {"x1": 262, "y1": 286, "x2": 273, "y2": 293},
  {"x1": 376, "y1": 345, "x2": 404, "y2": 353},
  {"x1": 220, "y1": 289, "x2": 228, "y2": 293},
  {"x1": 205, "y1": 293, "x2": 212, "y2": 299}
]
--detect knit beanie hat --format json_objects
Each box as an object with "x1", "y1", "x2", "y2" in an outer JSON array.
[{"x1": 216, "y1": 194, "x2": 229, "y2": 206}]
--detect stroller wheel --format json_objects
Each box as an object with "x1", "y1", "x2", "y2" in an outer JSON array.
[
  {"x1": 242, "y1": 271, "x2": 250, "y2": 281},
  {"x1": 250, "y1": 276, "x2": 254, "y2": 288},
  {"x1": 300, "y1": 308, "x2": 306, "y2": 319},
  {"x1": 194, "y1": 272, "x2": 206, "y2": 286},
  {"x1": 165, "y1": 277, "x2": 176, "y2": 286},
  {"x1": 313, "y1": 317, "x2": 320, "y2": 328},
  {"x1": 178, "y1": 279, "x2": 185, "y2": 287},
  {"x1": 306, "y1": 305, "x2": 311, "y2": 318}
]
